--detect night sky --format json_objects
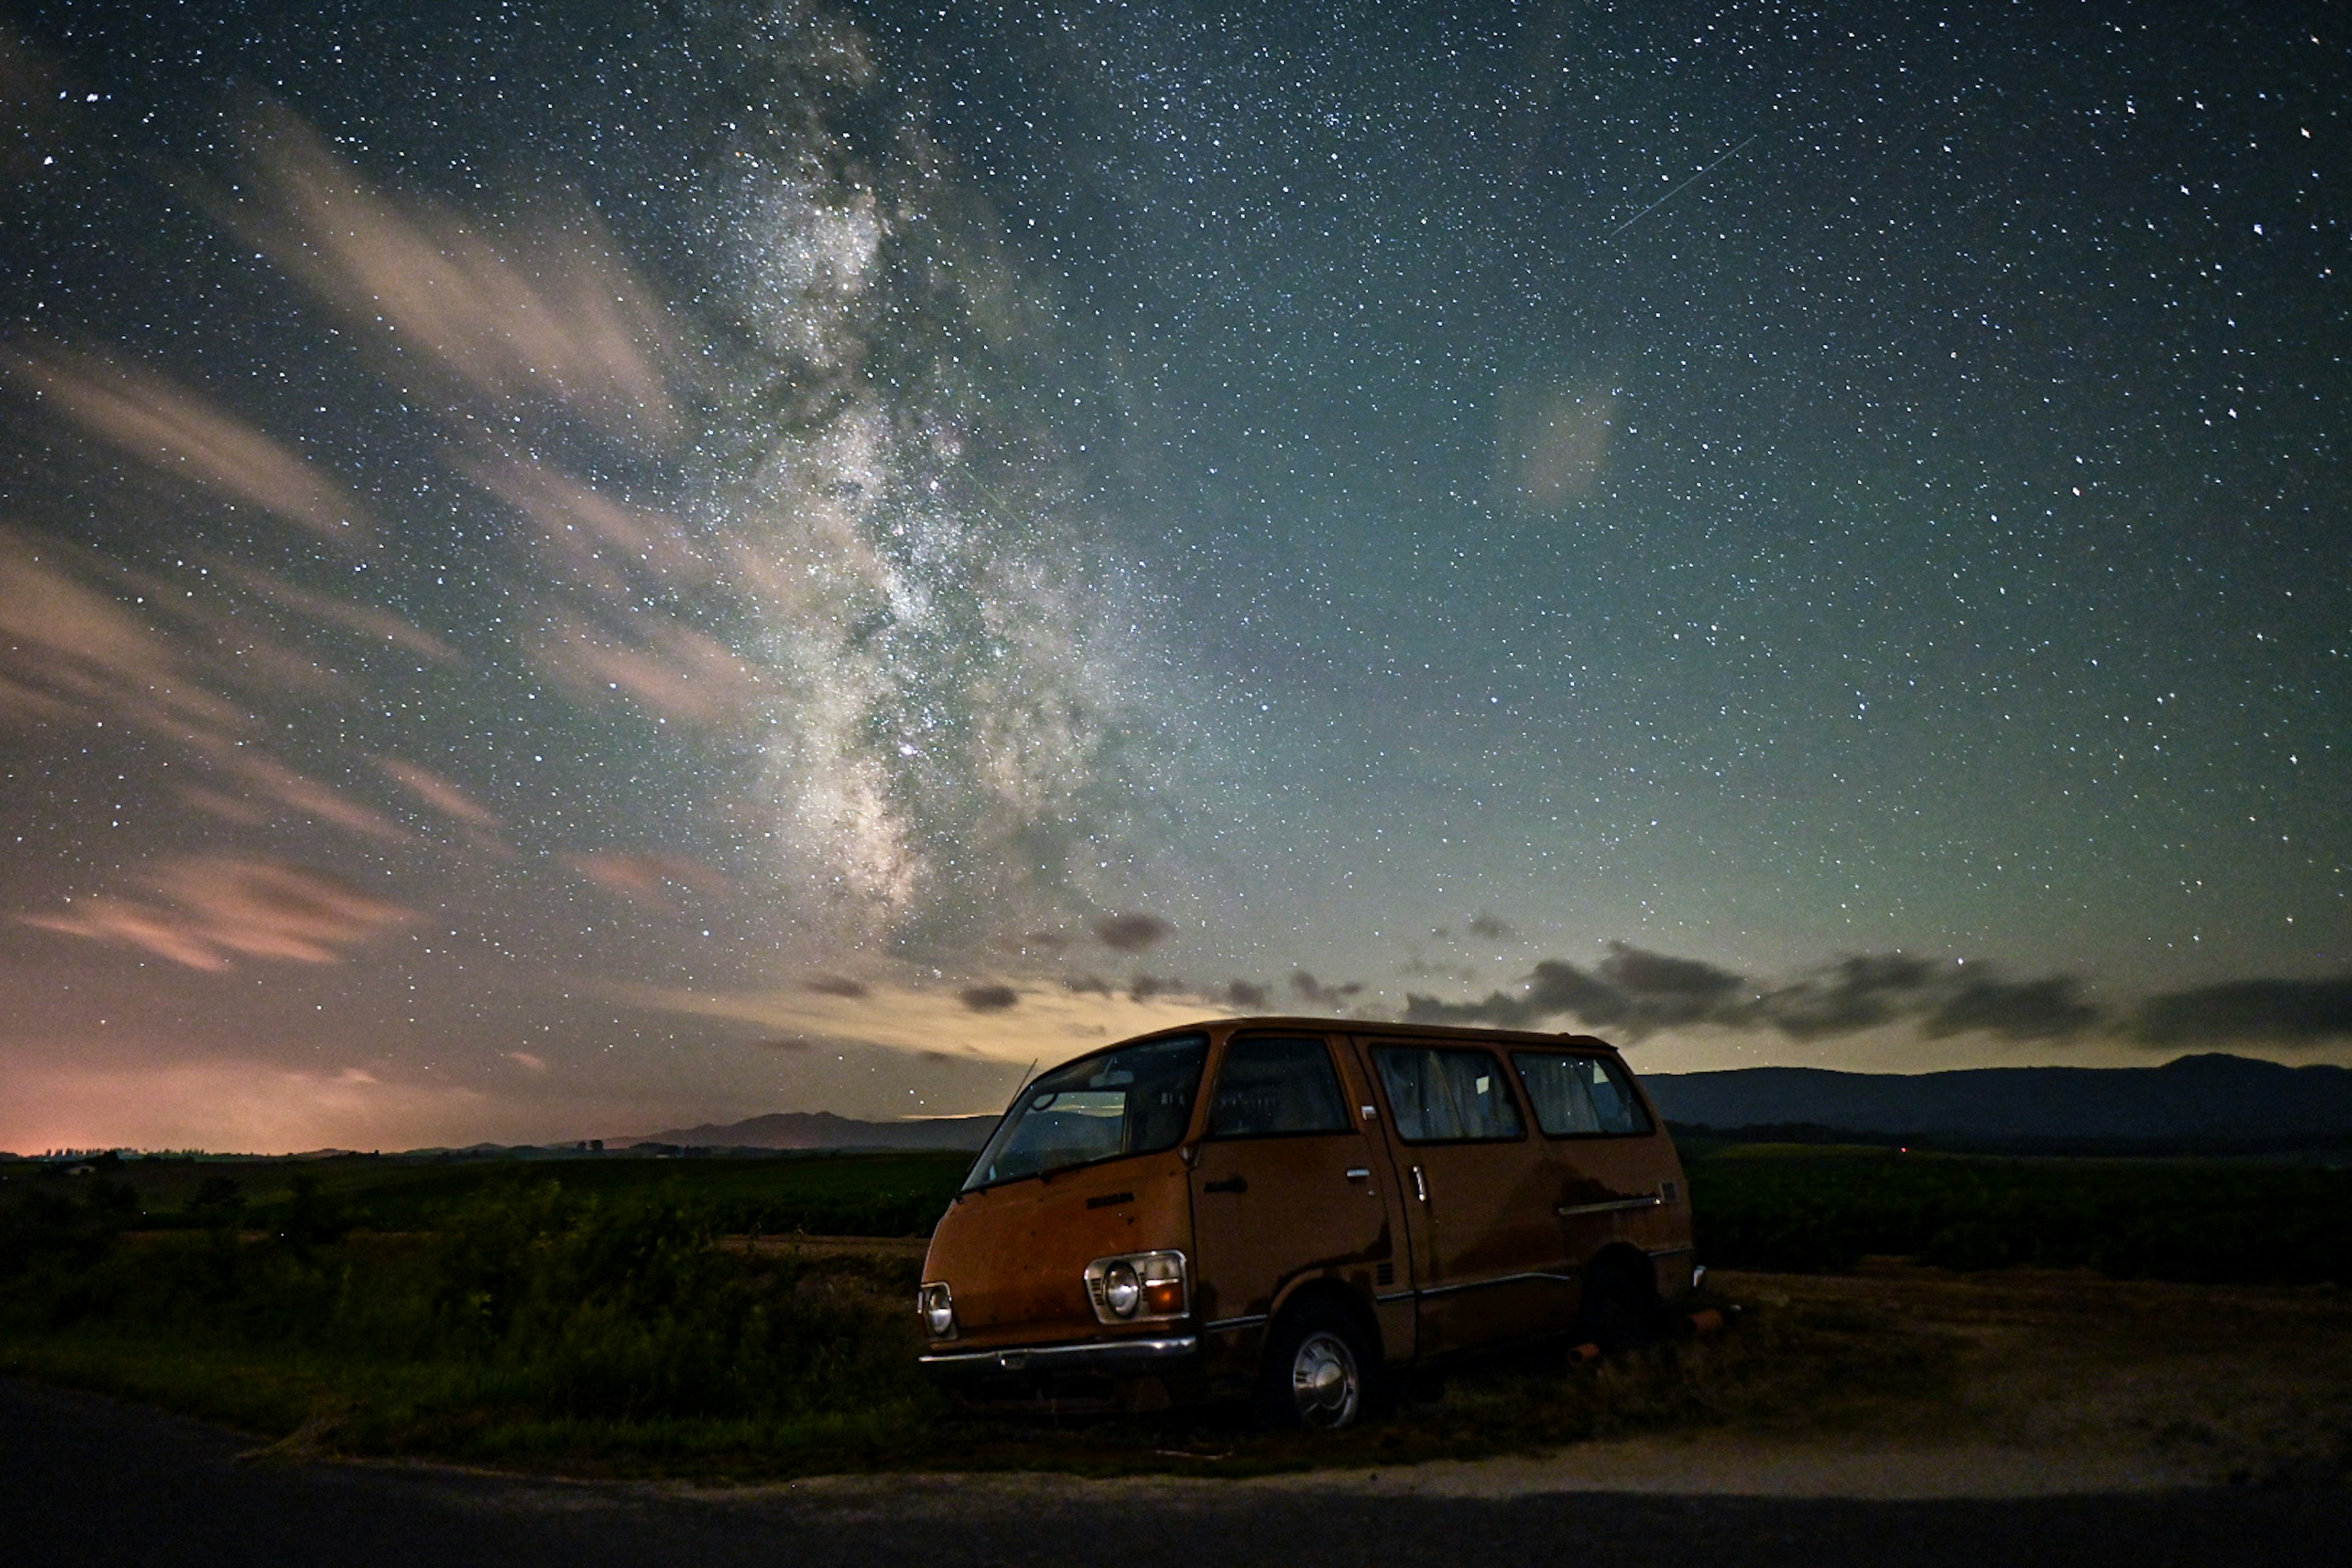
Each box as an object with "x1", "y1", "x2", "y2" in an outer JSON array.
[{"x1": 4, "y1": 1, "x2": 2346, "y2": 1153}]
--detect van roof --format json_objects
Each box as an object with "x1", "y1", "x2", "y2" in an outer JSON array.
[{"x1": 1166, "y1": 1015, "x2": 1626, "y2": 1054}]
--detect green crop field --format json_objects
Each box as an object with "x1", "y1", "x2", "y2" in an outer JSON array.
[
  {"x1": 1686, "y1": 1151, "x2": 2352, "y2": 1281},
  {"x1": 0, "y1": 1148, "x2": 973, "y2": 1240}
]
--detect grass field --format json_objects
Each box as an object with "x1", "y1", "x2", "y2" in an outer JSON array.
[{"x1": 3, "y1": 1144, "x2": 2349, "y2": 1480}]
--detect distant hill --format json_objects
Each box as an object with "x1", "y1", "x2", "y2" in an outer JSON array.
[
  {"x1": 616, "y1": 1110, "x2": 998, "y2": 1152},
  {"x1": 1642, "y1": 1053, "x2": 2352, "y2": 1150},
  {"x1": 615, "y1": 1054, "x2": 2351, "y2": 1159}
]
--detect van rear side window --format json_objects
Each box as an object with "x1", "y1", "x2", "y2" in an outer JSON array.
[
  {"x1": 1372, "y1": 1047, "x2": 1525, "y2": 1142},
  {"x1": 1207, "y1": 1036, "x2": 1351, "y2": 1137},
  {"x1": 1513, "y1": 1052, "x2": 1654, "y2": 1137}
]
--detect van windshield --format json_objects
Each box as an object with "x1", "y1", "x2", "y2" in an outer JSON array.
[{"x1": 962, "y1": 1033, "x2": 1209, "y2": 1191}]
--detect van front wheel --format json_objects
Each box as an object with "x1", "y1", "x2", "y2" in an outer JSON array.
[{"x1": 1257, "y1": 1302, "x2": 1374, "y2": 1431}]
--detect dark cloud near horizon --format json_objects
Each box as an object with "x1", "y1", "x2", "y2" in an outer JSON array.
[
  {"x1": 1744, "y1": 953, "x2": 1938, "y2": 1039},
  {"x1": 1291, "y1": 969, "x2": 1364, "y2": 1008},
  {"x1": 2130, "y1": 976, "x2": 2352, "y2": 1046},
  {"x1": 1466, "y1": 912, "x2": 1513, "y2": 941},
  {"x1": 957, "y1": 984, "x2": 1019, "y2": 1012},
  {"x1": 1063, "y1": 973, "x2": 1114, "y2": 997},
  {"x1": 1408, "y1": 943, "x2": 2106, "y2": 1046},
  {"x1": 1224, "y1": 979, "x2": 1269, "y2": 1009},
  {"x1": 1923, "y1": 972, "x2": 2100, "y2": 1041},
  {"x1": 1596, "y1": 942, "x2": 1744, "y2": 1025},
  {"x1": 1128, "y1": 973, "x2": 1183, "y2": 1002},
  {"x1": 801, "y1": 974, "x2": 867, "y2": 1000},
  {"x1": 1093, "y1": 911, "x2": 1172, "y2": 953}
]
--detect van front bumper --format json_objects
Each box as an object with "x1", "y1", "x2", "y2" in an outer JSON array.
[{"x1": 919, "y1": 1334, "x2": 1199, "y2": 1379}]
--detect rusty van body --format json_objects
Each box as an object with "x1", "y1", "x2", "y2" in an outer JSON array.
[{"x1": 917, "y1": 1017, "x2": 1696, "y2": 1428}]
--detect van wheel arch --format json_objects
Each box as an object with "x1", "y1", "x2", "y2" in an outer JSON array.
[
  {"x1": 1267, "y1": 1274, "x2": 1384, "y2": 1366},
  {"x1": 1575, "y1": 1243, "x2": 1657, "y2": 1349},
  {"x1": 1256, "y1": 1280, "x2": 1384, "y2": 1430}
]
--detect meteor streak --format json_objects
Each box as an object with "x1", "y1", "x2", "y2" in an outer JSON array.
[{"x1": 1606, "y1": 134, "x2": 1760, "y2": 239}]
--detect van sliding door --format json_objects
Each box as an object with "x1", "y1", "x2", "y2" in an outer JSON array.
[
  {"x1": 1188, "y1": 1034, "x2": 1404, "y2": 1357},
  {"x1": 1355, "y1": 1040, "x2": 1572, "y2": 1356}
]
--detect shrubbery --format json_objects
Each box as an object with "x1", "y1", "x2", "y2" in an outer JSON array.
[{"x1": 0, "y1": 1177, "x2": 937, "y2": 1457}]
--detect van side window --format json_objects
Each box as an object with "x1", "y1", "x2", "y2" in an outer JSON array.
[
  {"x1": 1371, "y1": 1047, "x2": 1525, "y2": 1142},
  {"x1": 1207, "y1": 1036, "x2": 1352, "y2": 1137},
  {"x1": 1513, "y1": 1052, "x2": 1654, "y2": 1137}
]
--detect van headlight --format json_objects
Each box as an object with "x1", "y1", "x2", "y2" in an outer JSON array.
[
  {"x1": 1104, "y1": 1261, "x2": 1140, "y2": 1316},
  {"x1": 1084, "y1": 1251, "x2": 1187, "y2": 1324},
  {"x1": 918, "y1": 1281, "x2": 956, "y2": 1339}
]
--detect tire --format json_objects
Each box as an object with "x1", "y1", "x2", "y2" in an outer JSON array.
[
  {"x1": 1256, "y1": 1300, "x2": 1377, "y2": 1431},
  {"x1": 1574, "y1": 1253, "x2": 1654, "y2": 1352}
]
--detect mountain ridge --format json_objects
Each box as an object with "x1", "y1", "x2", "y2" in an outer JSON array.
[
  {"x1": 624, "y1": 1054, "x2": 2350, "y2": 1153},
  {"x1": 1640, "y1": 1052, "x2": 2352, "y2": 1144},
  {"x1": 616, "y1": 1110, "x2": 998, "y2": 1152}
]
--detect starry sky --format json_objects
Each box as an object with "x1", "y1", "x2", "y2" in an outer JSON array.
[{"x1": 3, "y1": 1, "x2": 2347, "y2": 1153}]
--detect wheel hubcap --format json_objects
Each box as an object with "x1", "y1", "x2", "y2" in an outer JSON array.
[{"x1": 1290, "y1": 1330, "x2": 1360, "y2": 1428}]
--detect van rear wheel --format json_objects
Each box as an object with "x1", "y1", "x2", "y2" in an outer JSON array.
[{"x1": 1257, "y1": 1302, "x2": 1375, "y2": 1431}]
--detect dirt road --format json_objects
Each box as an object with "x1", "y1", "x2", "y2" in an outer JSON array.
[{"x1": 6, "y1": 1377, "x2": 2348, "y2": 1567}]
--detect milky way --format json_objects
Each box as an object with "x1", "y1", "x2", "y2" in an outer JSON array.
[{"x1": 1, "y1": 2, "x2": 2345, "y2": 1152}]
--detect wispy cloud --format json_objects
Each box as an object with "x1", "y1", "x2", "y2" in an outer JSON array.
[
  {"x1": 20, "y1": 856, "x2": 415, "y2": 971},
  {"x1": 478, "y1": 461, "x2": 718, "y2": 595},
  {"x1": 6, "y1": 346, "x2": 374, "y2": 545},
  {"x1": 565, "y1": 850, "x2": 738, "y2": 911},
  {"x1": 0, "y1": 526, "x2": 242, "y2": 738},
  {"x1": 535, "y1": 608, "x2": 766, "y2": 729},
  {"x1": 224, "y1": 104, "x2": 679, "y2": 445},
  {"x1": 213, "y1": 560, "x2": 459, "y2": 664},
  {"x1": 375, "y1": 758, "x2": 501, "y2": 831},
  {"x1": 623, "y1": 975, "x2": 1219, "y2": 1066},
  {"x1": 1493, "y1": 382, "x2": 1618, "y2": 511},
  {"x1": 0, "y1": 1054, "x2": 496, "y2": 1155},
  {"x1": 198, "y1": 749, "x2": 412, "y2": 844}
]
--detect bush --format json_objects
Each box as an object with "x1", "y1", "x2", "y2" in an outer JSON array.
[{"x1": 0, "y1": 1177, "x2": 938, "y2": 1458}]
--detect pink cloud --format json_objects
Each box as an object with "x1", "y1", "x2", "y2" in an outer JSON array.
[
  {"x1": 6, "y1": 346, "x2": 375, "y2": 545},
  {"x1": 376, "y1": 757, "x2": 501, "y2": 829},
  {"x1": 227, "y1": 105, "x2": 680, "y2": 445},
  {"x1": 20, "y1": 856, "x2": 416, "y2": 970},
  {"x1": 212, "y1": 560, "x2": 459, "y2": 664},
  {"x1": 0, "y1": 526, "x2": 242, "y2": 738},
  {"x1": 565, "y1": 850, "x2": 737, "y2": 911}
]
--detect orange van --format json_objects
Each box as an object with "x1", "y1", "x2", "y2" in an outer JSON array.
[{"x1": 917, "y1": 1016, "x2": 1697, "y2": 1428}]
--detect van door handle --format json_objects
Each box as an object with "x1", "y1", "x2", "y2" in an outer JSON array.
[
  {"x1": 1344, "y1": 1168, "x2": 1371, "y2": 1181},
  {"x1": 1411, "y1": 1166, "x2": 1428, "y2": 1204},
  {"x1": 1204, "y1": 1176, "x2": 1248, "y2": 1194}
]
